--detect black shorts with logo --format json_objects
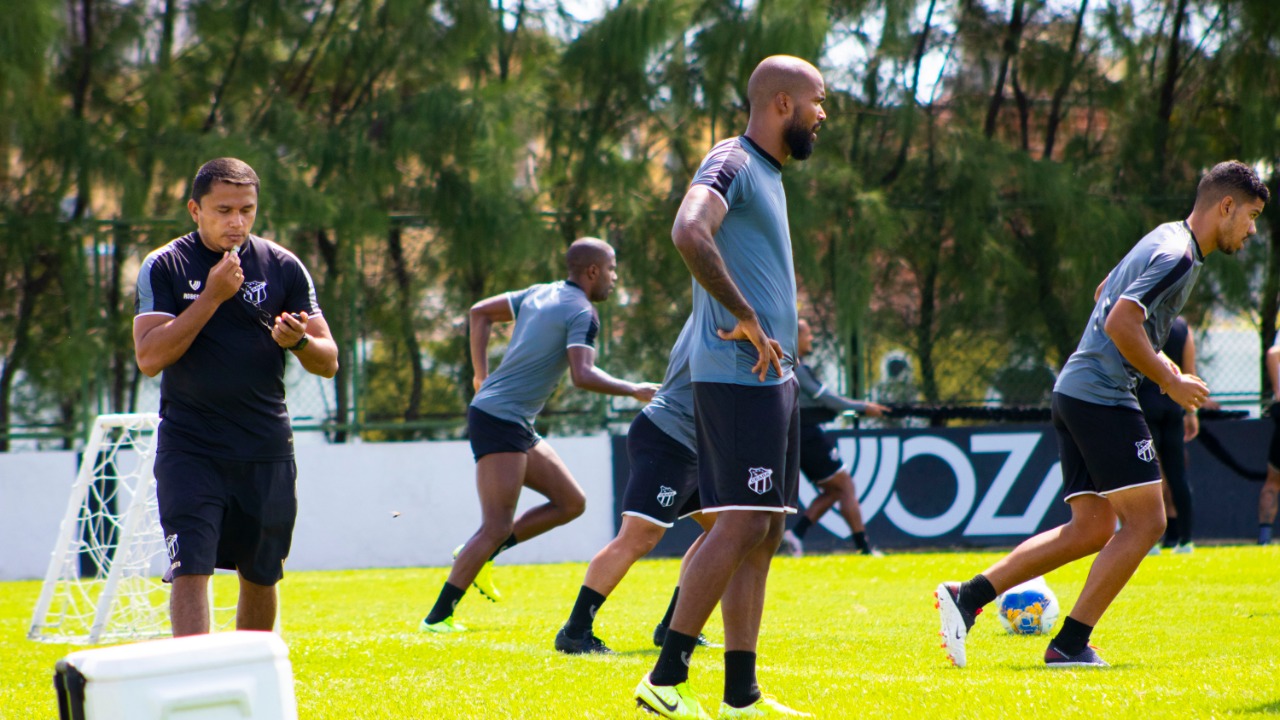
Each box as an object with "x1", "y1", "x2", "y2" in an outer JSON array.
[
  {"x1": 693, "y1": 380, "x2": 801, "y2": 513},
  {"x1": 467, "y1": 406, "x2": 541, "y2": 460},
  {"x1": 1052, "y1": 392, "x2": 1162, "y2": 501},
  {"x1": 155, "y1": 449, "x2": 298, "y2": 586},
  {"x1": 798, "y1": 422, "x2": 844, "y2": 484},
  {"x1": 621, "y1": 412, "x2": 701, "y2": 527}
]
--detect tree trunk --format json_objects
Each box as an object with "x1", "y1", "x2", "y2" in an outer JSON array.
[
  {"x1": 314, "y1": 228, "x2": 349, "y2": 442},
  {"x1": 1153, "y1": 0, "x2": 1189, "y2": 183},
  {"x1": 0, "y1": 256, "x2": 54, "y2": 452},
  {"x1": 1043, "y1": 0, "x2": 1088, "y2": 160},
  {"x1": 386, "y1": 226, "x2": 423, "y2": 423},
  {"x1": 983, "y1": 0, "x2": 1025, "y2": 140}
]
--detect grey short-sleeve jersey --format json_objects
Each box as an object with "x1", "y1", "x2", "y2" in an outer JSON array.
[
  {"x1": 470, "y1": 280, "x2": 599, "y2": 427},
  {"x1": 687, "y1": 136, "x2": 797, "y2": 386},
  {"x1": 1055, "y1": 221, "x2": 1204, "y2": 409},
  {"x1": 797, "y1": 363, "x2": 868, "y2": 414},
  {"x1": 641, "y1": 316, "x2": 697, "y2": 453}
]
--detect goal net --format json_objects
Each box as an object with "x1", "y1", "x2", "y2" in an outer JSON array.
[{"x1": 28, "y1": 413, "x2": 236, "y2": 644}]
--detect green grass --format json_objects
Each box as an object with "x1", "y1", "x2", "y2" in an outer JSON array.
[{"x1": 4, "y1": 547, "x2": 1279, "y2": 718}]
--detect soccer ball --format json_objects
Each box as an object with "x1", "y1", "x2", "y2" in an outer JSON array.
[{"x1": 995, "y1": 577, "x2": 1059, "y2": 635}]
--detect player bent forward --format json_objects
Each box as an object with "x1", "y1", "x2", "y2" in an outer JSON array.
[
  {"x1": 420, "y1": 238, "x2": 659, "y2": 632},
  {"x1": 935, "y1": 160, "x2": 1268, "y2": 668},
  {"x1": 556, "y1": 317, "x2": 718, "y2": 654}
]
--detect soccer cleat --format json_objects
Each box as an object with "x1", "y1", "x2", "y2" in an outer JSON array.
[
  {"x1": 777, "y1": 530, "x2": 803, "y2": 557},
  {"x1": 652, "y1": 622, "x2": 720, "y2": 649},
  {"x1": 454, "y1": 544, "x2": 502, "y2": 602},
  {"x1": 554, "y1": 625, "x2": 614, "y2": 655},
  {"x1": 1045, "y1": 643, "x2": 1109, "y2": 668},
  {"x1": 934, "y1": 581, "x2": 980, "y2": 668},
  {"x1": 634, "y1": 674, "x2": 711, "y2": 719},
  {"x1": 1173, "y1": 542, "x2": 1194, "y2": 555},
  {"x1": 419, "y1": 616, "x2": 467, "y2": 633},
  {"x1": 861, "y1": 546, "x2": 885, "y2": 557},
  {"x1": 1146, "y1": 544, "x2": 1161, "y2": 557},
  {"x1": 718, "y1": 695, "x2": 814, "y2": 718}
]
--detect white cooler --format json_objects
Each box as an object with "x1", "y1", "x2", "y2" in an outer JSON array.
[{"x1": 53, "y1": 631, "x2": 298, "y2": 720}]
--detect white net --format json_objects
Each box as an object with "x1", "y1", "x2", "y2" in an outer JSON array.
[{"x1": 29, "y1": 413, "x2": 235, "y2": 644}]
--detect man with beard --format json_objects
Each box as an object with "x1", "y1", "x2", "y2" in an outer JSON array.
[
  {"x1": 935, "y1": 160, "x2": 1268, "y2": 669},
  {"x1": 419, "y1": 238, "x2": 659, "y2": 633},
  {"x1": 634, "y1": 55, "x2": 826, "y2": 719}
]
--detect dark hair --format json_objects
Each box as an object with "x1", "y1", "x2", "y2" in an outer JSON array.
[
  {"x1": 1195, "y1": 160, "x2": 1270, "y2": 208},
  {"x1": 191, "y1": 158, "x2": 260, "y2": 204}
]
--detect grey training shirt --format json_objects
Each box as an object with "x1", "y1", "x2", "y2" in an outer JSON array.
[
  {"x1": 687, "y1": 136, "x2": 797, "y2": 386},
  {"x1": 1055, "y1": 221, "x2": 1204, "y2": 410},
  {"x1": 470, "y1": 280, "x2": 599, "y2": 427},
  {"x1": 641, "y1": 316, "x2": 697, "y2": 453}
]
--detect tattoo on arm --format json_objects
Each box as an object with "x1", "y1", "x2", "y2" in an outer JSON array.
[{"x1": 675, "y1": 191, "x2": 755, "y2": 321}]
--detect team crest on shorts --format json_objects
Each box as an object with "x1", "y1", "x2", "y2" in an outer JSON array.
[
  {"x1": 165, "y1": 533, "x2": 179, "y2": 561},
  {"x1": 1135, "y1": 438, "x2": 1156, "y2": 462},
  {"x1": 656, "y1": 485, "x2": 676, "y2": 508},
  {"x1": 747, "y1": 467, "x2": 774, "y2": 495}
]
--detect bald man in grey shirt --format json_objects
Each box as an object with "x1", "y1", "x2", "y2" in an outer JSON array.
[{"x1": 936, "y1": 161, "x2": 1268, "y2": 670}]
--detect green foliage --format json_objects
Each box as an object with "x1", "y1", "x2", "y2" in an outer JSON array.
[{"x1": 3, "y1": 547, "x2": 1279, "y2": 717}]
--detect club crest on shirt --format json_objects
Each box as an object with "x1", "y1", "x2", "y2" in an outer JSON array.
[
  {"x1": 188, "y1": 279, "x2": 201, "y2": 291},
  {"x1": 747, "y1": 467, "x2": 774, "y2": 495},
  {"x1": 241, "y1": 280, "x2": 268, "y2": 306},
  {"x1": 1135, "y1": 438, "x2": 1156, "y2": 463}
]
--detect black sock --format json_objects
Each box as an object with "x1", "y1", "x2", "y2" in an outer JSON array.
[
  {"x1": 565, "y1": 586, "x2": 606, "y2": 636},
  {"x1": 1162, "y1": 518, "x2": 1178, "y2": 548},
  {"x1": 723, "y1": 651, "x2": 761, "y2": 709},
  {"x1": 1051, "y1": 616, "x2": 1093, "y2": 657},
  {"x1": 1260, "y1": 525, "x2": 1273, "y2": 545},
  {"x1": 852, "y1": 531, "x2": 870, "y2": 552},
  {"x1": 659, "y1": 587, "x2": 679, "y2": 628},
  {"x1": 424, "y1": 582, "x2": 466, "y2": 625},
  {"x1": 650, "y1": 629, "x2": 699, "y2": 686},
  {"x1": 792, "y1": 516, "x2": 814, "y2": 540},
  {"x1": 490, "y1": 533, "x2": 518, "y2": 561},
  {"x1": 957, "y1": 574, "x2": 997, "y2": 616}
]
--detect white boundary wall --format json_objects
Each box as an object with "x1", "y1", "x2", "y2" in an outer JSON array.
[{"x1": 0, "y1": 436, "x2": 615, "y2": 582}]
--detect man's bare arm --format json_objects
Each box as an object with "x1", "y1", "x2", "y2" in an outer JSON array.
[{"x1": 672, "y1": 186, "x2": 755, "y2": 322}]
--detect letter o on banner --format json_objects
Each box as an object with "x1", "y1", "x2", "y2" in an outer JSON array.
[{"x1": 883, "y1": 436, "x2": 976, "y2": 537}]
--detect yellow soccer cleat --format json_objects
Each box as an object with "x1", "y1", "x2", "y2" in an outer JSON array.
[
  {"x1": 634, "y1": 674, "x2": 711, "y2": 719},
  {"x1": 717, "y1": 695, "x2": 814, "y2": 718},
  {"x1": 418, "y1": 616, "x2": 467, "y2": 634},
  {"x1": 454, "y1": 544, "x2": 502, "y2": 602}
]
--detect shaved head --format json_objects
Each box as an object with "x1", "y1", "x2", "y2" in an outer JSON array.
[
  {"x1": 566, "y1": 237, "x2": 614, "y2": 274},
  {"x1": 747, "y1": 55, "x2": 823, "y2": 114}
]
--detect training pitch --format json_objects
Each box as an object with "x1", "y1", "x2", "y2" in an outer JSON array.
[{"x1": 2, "y1": 547, "x2": 1277, "y2": 718}]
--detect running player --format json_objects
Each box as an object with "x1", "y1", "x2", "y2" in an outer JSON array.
[
  {"x1": 935, "y1": 160, "x2": 1268, "y2": 669},
  {"x1": 555, "y1": 318, "x2": 717, "y2": 655},
  {"x1": 635, "y1": 55, "x2": 826, "y2": 719},
  {"x1": 779, "y1": 319, "x2": 889, "y2": 557},
  {"x1": 419, "y1": 238, "x2": 659, "y2": 633}
]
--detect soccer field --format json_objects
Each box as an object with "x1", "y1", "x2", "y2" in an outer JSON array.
[{"x1": 3, "y1": 547, "x2": 1278, "y2": 719}]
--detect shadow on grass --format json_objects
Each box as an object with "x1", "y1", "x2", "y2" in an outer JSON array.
[{"x1": 1238, "y1": 699, "x2": 1280, "y2": 714}]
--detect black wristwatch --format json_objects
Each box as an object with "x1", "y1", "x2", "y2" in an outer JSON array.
[{"x1": 289, "y1": 335, "x2": 310, "y2": 352}]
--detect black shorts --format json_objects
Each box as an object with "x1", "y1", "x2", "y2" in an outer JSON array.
[
  {"x1": 155, "y1": 450, "x2": 297, "y2": 586},
  {"x1": 468, "y1": 406, "x2": 540, "y2": 460},
  {"x1": 693, "y1": 380, "x2": 801, "y2": 513},
  {"x1": 798, "y1": 422, "x2": 844, "y2": 484},
  {"x1": 621, "y1": 413, "x2": 701, "y2": 527},
  {"x1": 1269, "y1": 404, "x2": 1280, "y2": 470},
  {"x1": 1052, "y1": 392, "x2": 1162, "y2": 501}
]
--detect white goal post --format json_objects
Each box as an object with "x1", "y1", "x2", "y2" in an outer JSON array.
[{"x1": 28, "y1": 413, "x2": 241, "y2": 644}]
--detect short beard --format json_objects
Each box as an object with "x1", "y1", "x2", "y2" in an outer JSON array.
[{"x1": 784, "y1": 118, "x2": 816, "y2": 160}]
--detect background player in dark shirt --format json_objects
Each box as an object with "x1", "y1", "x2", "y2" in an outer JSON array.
[
  {"x1": 134, "y1": 157, "x2": 339, "y2": 636},
  {"x1": 780, "y1": 319, "x2": 889, "y2": 557}
]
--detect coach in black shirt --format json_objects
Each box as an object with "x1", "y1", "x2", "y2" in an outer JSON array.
[{"x1": 133, "y1": 157, "x2": 338, "y2": 636}]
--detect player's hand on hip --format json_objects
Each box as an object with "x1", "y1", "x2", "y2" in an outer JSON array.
[
  {"x1": 272, "y1": 311, "x2": 309, "y2": 348},
  {"x1": 206, "y1": 251, "x2": 244, "y2": 303},
  {"x1": 717, "y1": 316, "x2": 783, "y2": 382},
  {"x1": 631, "y1": 382, "x2": 661, "y2": 403},
  {"x1": 473, "y1": 376, "x2": 486, "y2": 393},
  {"x1": 1164, "y1": 374, "x2": 1209, "y2": 413}
]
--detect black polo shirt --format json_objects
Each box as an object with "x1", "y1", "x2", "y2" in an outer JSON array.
[{"x1": 135, "y1": 232, "x2": 323, "y2": 460}]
